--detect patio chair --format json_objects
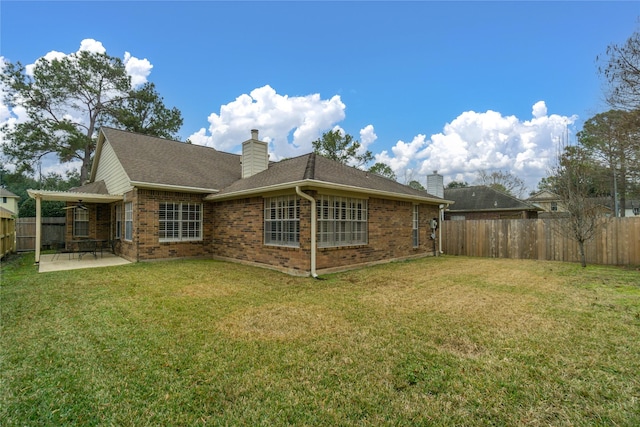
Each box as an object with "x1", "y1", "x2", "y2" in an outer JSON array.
[{"x1": 50, "y1": 241, "x2": 73, "y2": 260}]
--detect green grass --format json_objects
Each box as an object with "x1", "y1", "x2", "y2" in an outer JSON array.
[{"x1": 1, "y1": 254, "x2": 639, "y2": 426}]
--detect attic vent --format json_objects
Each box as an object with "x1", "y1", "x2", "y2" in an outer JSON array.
[{"x1": 494, "y1": 200, "x2": 498, "y2": 207}]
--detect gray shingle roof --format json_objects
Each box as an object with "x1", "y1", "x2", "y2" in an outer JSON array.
[
  {"x1": 216, "y1": 153, "x2": 444, "y2": 200},
  {"x1": 101, "y1": 127, "x2": 241, "y2": 191},
  {"x1": 444, "y1": 186, "x2": 540, "y2": 212},
  {"x1": 70, "y1": 180, "x2": 109, "y2": 194},
  {"x1": 0, "y1": 188, "x2": 19, "y2": 198},
  {"x1": 97, "y1": 128, "x2": 448, "y2": 203}
]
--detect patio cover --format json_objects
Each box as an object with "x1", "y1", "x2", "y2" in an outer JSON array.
[{"x1": 27, "y1": 189, "x2": 123, "y2": 264}]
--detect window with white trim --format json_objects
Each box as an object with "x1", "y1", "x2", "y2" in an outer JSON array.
[
  {"x1": 159, "y1": 202, "x2": 202, "y2": 242},
  {"x1": 264, "y1": 196, "x2": 300, "y2": 247},
  {"x1": 115, "y1": 204, "x2": 122, "y2": 239},
  {"x1": 317, "y1": 195, "x2": 367, "y2": 247},
  {"x1": 124, "y1": 202, "x2": 133, "y2": 241},
  {"x1": 73, "y1": 208, "x2": 89, "y2": 237},
  {"x1": 412, "y1": 205, "x2": 419, "y2": 248},
  {"x1": 551, "y1": 202, "x2": 558, "y2": 212}
]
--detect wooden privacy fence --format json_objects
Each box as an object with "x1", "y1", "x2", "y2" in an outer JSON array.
[
  {"x1": 442, "y1": 217, "x2": 640, "y2": 266},
  {"x1": 16, "y1": 217, "x2": 66, "y2": 252},
  {"x1": 1, "y1": 210, "x2": 16, "y2": 259}
]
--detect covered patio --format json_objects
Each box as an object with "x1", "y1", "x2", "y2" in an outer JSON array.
[{"x1": 27, "y1": 188, "x2": 123, "y2": 265}]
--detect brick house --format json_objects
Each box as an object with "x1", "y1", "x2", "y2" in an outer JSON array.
[
  {"x1": 443, "y1": 186, "x2": 541, "y2": 220},
  {"x1": 29, "y1": 128, "x2": 452, "y2": 276}
]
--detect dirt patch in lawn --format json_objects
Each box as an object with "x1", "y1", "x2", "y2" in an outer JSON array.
[{"x1": 218, "y1": 302, "x2": 349, "y2": 341}]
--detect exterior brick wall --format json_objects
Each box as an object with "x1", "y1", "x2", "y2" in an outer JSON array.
[
  {"x1": 75, "y1": 187, "x2": 443, "y2": 275},
  {"x1": 126, "y1": 189, "x2": 212, "y2": 261},
  {"x1": 211, "y1": 193, "x2": 439, "y2": 275},
  {"x1": 316, "y1": 198, "x2": 439, "y2": 271},
  {"x1": 210, "y1": 195, "x2": 311, "y2": 275}
]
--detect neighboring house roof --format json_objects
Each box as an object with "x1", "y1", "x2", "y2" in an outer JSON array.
[
  {"x1": 0, "y1": 206, "x2": 14, "y2": 217},
  {"x1": 444, "y1": 186, "x2": 541, "y2": 212},
  {"x1": 526, "y1": 190, "x2": 560, "y2": 202},
  {"x1": 0, "y1": 188, "x2": 19, "y2": 198}
]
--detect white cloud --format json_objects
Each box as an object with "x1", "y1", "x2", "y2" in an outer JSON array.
[
  {"x1": 79, "y1": 39, "x2": 106, "y2": 54},
  {"x1": 123, "y1": 52, "x2": 152, "y2": 87},
  {"x1": 375, "y1": 101, "x2": 577, "y2": 191},
  {"x1": 188, "y1": 85, "x2": 347, "y2": 159}
]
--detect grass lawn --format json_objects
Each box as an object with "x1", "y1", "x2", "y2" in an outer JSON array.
[{"x1": 1, "y1": 254, "x2": 639, "y2": 426}]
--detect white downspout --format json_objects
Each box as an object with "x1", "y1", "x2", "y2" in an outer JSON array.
[
  {"x1": 438, "y1": 204, "x2": 445, "y2": 254},
  {"x1": 296, "y1": 186, "x2": 318, "y2": 278},
  {"x1": 35, "y1": 195, "x2": 42, "y2": 264}
]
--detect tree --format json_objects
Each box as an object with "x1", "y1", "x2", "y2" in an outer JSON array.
[
  {"x1": 312, "y1": 129, "x2": 373, "y2": 168},
  {"x1": 1, "y1": 166, "x2": 80, "y2": 217},
  {"x1": 475, "y1": 169, "x2": 527, "y2": 198},
  {"x1": 599, "y1": 29, "x2": 640, "y2": 111},
  {"x1": 369, "y1": 162, "x2": 396, "y2": 180},
  {"x1": 578, "y1": 110, "x2": 640, "y2": 216},
  {"x1": 107, "y1": 82, "x2": 183, "y2": 139},
  {"x1": 408, "y1": 180, "x2": 424, "y2": 190},
  {"x1": 1, "y1": 50, "x2": 183, "y2": 183},
  {"x1": 446, "y1": 181, "x2": 468, "y2": 189},
  {"x1": 553, "y1": 146, "x2": 605, "y2": 268}
]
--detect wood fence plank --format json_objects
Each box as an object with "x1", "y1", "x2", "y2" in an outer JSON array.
[{"x1": 442, "y1": 218, "x2": 640, "y2": 266}]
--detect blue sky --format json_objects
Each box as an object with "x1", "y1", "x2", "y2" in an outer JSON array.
[{"x1": 2, "y1": 1, "x2": 639, "y2": 193}]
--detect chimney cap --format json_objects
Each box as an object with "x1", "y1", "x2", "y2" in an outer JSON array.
[{"x1": 251, "y1": 129, "x2": 259, "y2": 139}]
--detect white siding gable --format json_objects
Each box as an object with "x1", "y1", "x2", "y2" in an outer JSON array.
[{"x1": 94, "y1": 140, "x2": 132, "y2": 195}]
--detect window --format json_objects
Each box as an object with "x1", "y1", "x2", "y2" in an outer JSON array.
[
  {"x1": 317, "y1": 195, "x2": 367, "y2": 248},
  {"x1": 412, "y1": 205, "x2": 419, "y2": 248},
  {"x1": 551, "y1": 202, "x2": 558, "y2": 212},
  {"x1": 115, "y1": 204, "x2": 122, "y2": 239},
  {"x1": 159, "y1": 202, "x2": 202, "y2": 242},
  {"x1": 264, "y1": 196, "x2": 300, "y2": 247},
  {"x1": 2, "y1": 197, "x2": 6, "y2": 203},
  {"x1": 124, "y1": 202, "x2": 133, "y2": 241},
  {"x1": 73, "y1": 208, "x2": 89, "y2": 237},
  {"x1": 634, "y1": 207, "x2": 639, "y2": 216}
]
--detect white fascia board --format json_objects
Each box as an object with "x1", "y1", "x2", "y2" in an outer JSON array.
[
  {"x1": 129, "y1": 181, "x2": 220, "y2": 194},
  {"x1": 27, "y1": 190, "x2": 123, "y2": 203},
  {"x1": 205, "y1": 179, "x2": 453, "y2": 205}
]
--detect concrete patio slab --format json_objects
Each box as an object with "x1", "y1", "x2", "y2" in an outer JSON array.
[{"x1": 39, "y1": 253, "x2": 131, "y2": 273}]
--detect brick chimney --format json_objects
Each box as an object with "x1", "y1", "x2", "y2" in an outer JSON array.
[{"x1": 242, "y1": 129, "x2": 269, "y2": 178}]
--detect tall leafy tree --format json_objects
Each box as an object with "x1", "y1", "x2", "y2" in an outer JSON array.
[
  {"x1": 312, "y1": 129, "x2": 373, "y2": 168},
  {"x1": 1, "y1": 50, "x2": 183, "y2": 183},
  {"x1": 578, "y1": 110, "x2": 640, "y2": 216},
  {"x1": 369, "y1": 162, "x2": 396, "y2": 180},
  {"x1": 446, "y1": 181, "x2": 469, "y2": 189},
  {"x1": 107, "y1": 82, "x2": 183, "y2": 139},
  {"x1": 408, "y1": 180, "x2": 424, "y2": 190}
]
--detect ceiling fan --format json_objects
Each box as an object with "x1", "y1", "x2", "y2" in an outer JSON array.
[{"x1": 63, "y1": 200, "x2": 88, "y2": 210}]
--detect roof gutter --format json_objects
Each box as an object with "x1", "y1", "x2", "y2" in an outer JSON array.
[
  {"x1": 206, "y1": 179, "x2": 453, "y2": 205},
  {"x1": 129, "y1": 181, "x2": 220, "y2": 194},
  {"x1": 295, "y1": 186, "x2": 318, "y2": 279}
]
